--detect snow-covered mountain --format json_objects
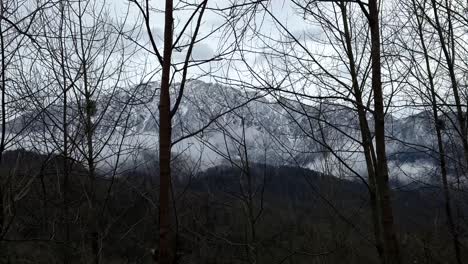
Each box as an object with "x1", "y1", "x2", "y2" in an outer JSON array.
[{"x1": 5, "y1": 80, "x2": 460, "y2": 185}]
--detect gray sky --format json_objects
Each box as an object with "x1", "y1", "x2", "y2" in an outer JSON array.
[{"x1": 106, "y1": 0, "x2": 317, "y2": 86}]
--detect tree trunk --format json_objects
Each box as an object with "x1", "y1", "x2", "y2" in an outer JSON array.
[
  {"x1": 0, "y1": 2, "x2": 6, "y2": 239},
  {"x1": 340, "y1": 2, "x2": 384, "y2": 259},
  {"x1": 368, "y1": 1, "x2": 401, "y2": 263},
  {"x1": 59, "y1": 2, "x2": 70, "y2": 262},
  {"x1": 414, "y1": 2, "x2": 462, "y2": 262},
  {"x1": 158, "y1": 0, "x2": 174, "y2": 263},
  {"x1": 431, "y1": 0, "x2": 468, "y2": 172}
]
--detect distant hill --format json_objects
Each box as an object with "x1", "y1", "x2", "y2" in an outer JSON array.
[
  {"x1": 0, "y1": 150, "x2": 464, "y2": 263},
  {"x1": 4, "y1": 80, "x2": 465, "y2": 186}
]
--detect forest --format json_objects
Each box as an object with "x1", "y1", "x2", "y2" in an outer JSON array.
[{"x1": 0, "y1": 0, "x2": 468, "y2": 263}]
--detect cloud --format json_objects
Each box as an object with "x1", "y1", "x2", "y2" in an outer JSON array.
[
  {"x1": 173, "y1": 42, "x2": 215, "y2": 62},
  {"x1": 388, "y1": 161, "x2": 436, "y2": 184}
]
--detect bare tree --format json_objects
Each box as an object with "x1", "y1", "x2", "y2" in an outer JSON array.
[
  {"x1": 0, "y1": 0, "x2": 54, "y2": 255},
  {"x1": 221, "y1": 1, "x2": 403, "y2": 263}
]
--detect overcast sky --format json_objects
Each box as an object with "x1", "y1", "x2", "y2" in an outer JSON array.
[{"x1": 104, "y1": 0, "x2": 318, "y2": 86}]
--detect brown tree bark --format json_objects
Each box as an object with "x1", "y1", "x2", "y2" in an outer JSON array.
[
  {"x1": 158, "y1": 0, "x2": 174, "y2": 263},
  {"x1": 339, "y1": 2, "x2": 384, "y2": 259},
  {"x1": 368, "y1": 1, "x2": 401, "y2": 263}
]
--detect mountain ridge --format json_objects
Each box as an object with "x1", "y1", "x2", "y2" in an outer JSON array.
[{"x1": 4, "y1": 80, "x2": 460, "y2": 185}]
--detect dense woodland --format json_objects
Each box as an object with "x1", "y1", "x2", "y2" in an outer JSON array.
[{"x1": 1, "y1": 0, "x2": 468, "y2": 263}]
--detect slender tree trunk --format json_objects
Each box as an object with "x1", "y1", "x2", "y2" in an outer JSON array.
[
  {"x1": 368, "y1": 1, "x2": 401, "y2": 263},
  {"x1": 83, "y1": 62, "x2": 99, "y2": 264},
  {"x1": 77, "y1": 0, "x2": 99, "y2": 260},
  {"x1": 414, "y1": 2, "x2": 462, "y2": 262},
  {"x1": 431, "y1": 0, "x2": 468, "y2": 170},
  {"x1": 241, "y1": 117, "x2": 257, "y2": 264},
  {"x1": 59, "y1": 2, "x2": 70, "y2": 262},
  {"x1": 432, "y1": 81, "x2": 463, "y2": 264},
  {"x1": 340, "y1": 2, "x2": 384, "y2": 259},
  {"x1": 0, "y1": 4, "x2": 5, "y2": 165},
  {"x1": 87, "y1": 157, "x2": 99, "y2": 264},
  {"x1": 158, "y1": 0, "x2": 174, "y2": 263},
  {"x1": 0, "y1": 4, "x2": 9, "y2": 259},
  {"x1": 0, "y1": 1, "x2": 8, "y2": 251},
  {"x1": 0, "y1": 2, "x2": 7, "y2": 243}
]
